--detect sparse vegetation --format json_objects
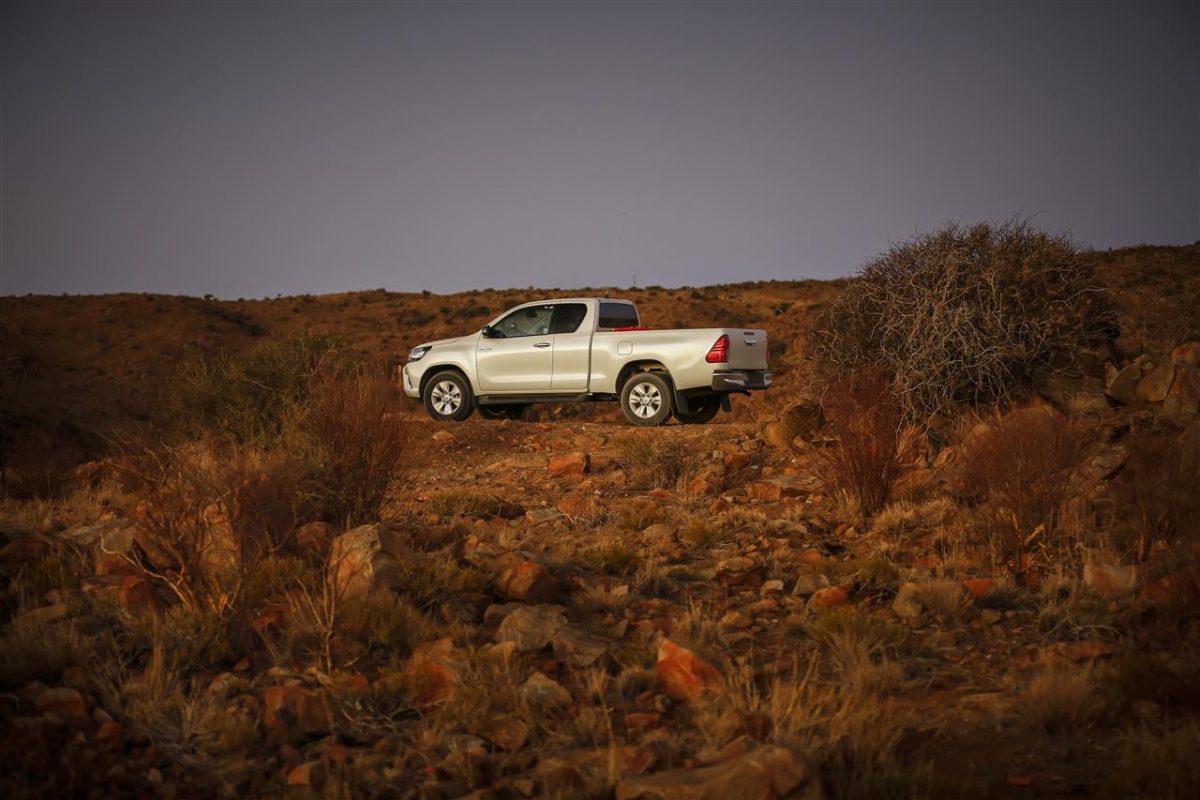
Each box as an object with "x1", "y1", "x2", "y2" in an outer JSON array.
[{"x1": 1, "y1": 244, "x2": 1197, "y2": 798}]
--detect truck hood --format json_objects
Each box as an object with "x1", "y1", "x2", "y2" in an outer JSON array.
[{"x1": 416, "y1": 334, "x2": 474, "y2": 349}]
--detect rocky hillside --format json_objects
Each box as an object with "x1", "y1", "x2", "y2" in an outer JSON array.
[{"x1": 0, "y1": 243, "x2": 1198, "y2": 798}]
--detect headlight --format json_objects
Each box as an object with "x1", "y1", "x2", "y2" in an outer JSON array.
[{"x1": 407, "y1": 346, "x2": 431, "y2": 362}]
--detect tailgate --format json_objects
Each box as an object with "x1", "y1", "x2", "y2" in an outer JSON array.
[{"x1": 724, "y1": 329, "x2": 770, "y2": 370}]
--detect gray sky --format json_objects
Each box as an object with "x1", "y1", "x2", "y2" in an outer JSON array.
[{"x1": 2, "y1": 0, "x2": 1197, "y2": 297}]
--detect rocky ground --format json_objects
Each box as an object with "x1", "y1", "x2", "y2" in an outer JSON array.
[
  {"x1": 1, "y1": 243, "x2": 1198, "y2": 798},
  {"x1": 2, "y1": 399, "x2": 1199, "y2": 799}
]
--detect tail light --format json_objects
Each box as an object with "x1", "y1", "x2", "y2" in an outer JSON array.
[{"x1": 705, "y1": 334, "x2": 729, "y2": 363}]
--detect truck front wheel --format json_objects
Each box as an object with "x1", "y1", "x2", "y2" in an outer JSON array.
[
  {"x1": 424, "y1": 371, "x2": 474, "y2": 422},
  {"x1": 620, "y1": 372, "x2": 674, "y2": 427}
]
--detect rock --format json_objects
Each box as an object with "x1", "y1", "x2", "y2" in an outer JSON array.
[
  {"x1": 746, "y1": 482, "x2": 782, "y2": 502},
  {"x1": 404, "y1": 638, "x2": 458, "y2": 707},
  {"x1": 294, "y1": 521, "x2": 337, "y2": 553},
  {"x1": 1105, "y1": 362, "x2": 1141, "y2": 405},
  {"x1": 1172, "y1": 341, "x2": 1200, "y2": 366},
  {"x1": 329, "y1": 524, "x2": 404, "y2": 596},
  {"x1": 521, "y1": 671, "x2": 572, "y2": 711},
  {"x1": 558, "y1": 493, "x2": 600, "y2": 517},
  {"x1": 615, "y1": 744, "x2": 821, "y2": 800},
  {"x1": 482, "y1": 714, "x2": 529, "y2": 751},
  {"x1": 552, "y1": 625, "x2": 610, "y2": 667},
  {"x1": 760, "y1": 579, "x2": 785, "y2": 597},
  {"x1": 36, "y1": 686, "x2": 90, "y2": 725},
  {"x1": 1113, "y1": 331, "x2": 1142, "y2": 359},
  {"x1": 715, "y1": 556, "x2": 765, "y2": 589},
  {"x1": 686, "y1": 469, "x2": 724, "y2": 496},
  {"x1": 656, "y1": 639, "x2": 722, "y2": 703},
  {"x1": 1162, "y1": 364, "x2": 1200, "y2": 419},
  {"x1": 287, "y1": 760, "x2": 327, "y2": 789},
  {"x1": 961, "y1": 578, "x2": 996, "y2": 600},
  {"x1": 1084, "y1": 562, "x2": 1139, "y2": 599},
  {"x1": 549, "y1": 452, "x2": 590, "y2": 479},
  {"x1": 1136, "y1": 361, "x2": 1176, "y2": 403},
  {"x1": 808, "y1": 586, "x2": 848, "y2": 610},
  {"x1": 432, "y1": 430, "x2": 454, "y2": 443},
  {"x1": 263, "y1": 685, "x2": 330, "y2": 737},
  {"x1": 790, "y1": 571, "x2": 829, "y2": 597},
  {"x1": 496, "y1": 561, "x2": 561, "y2": 604},
  {"x1": 495, "y1": 605, "x2": 567, "y2": 652}
]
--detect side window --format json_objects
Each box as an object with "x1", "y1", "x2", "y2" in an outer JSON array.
[
  {"x1": 551, "y1": 303, "x2": 589, "y2": 334},
  {"x1": 493, "y1": 305, "x2": 555, "y2": 338},
  {"x1": 598, "y1": 302, "x2": 639, "y2": 329}
]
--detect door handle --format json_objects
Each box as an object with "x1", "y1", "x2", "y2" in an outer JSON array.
[
  {"x1": 478, "y1": 347, "x2": 494, "y2": 351},
  {"x1": 533, "y1": 342, "x2": 551, "y2": 348}
]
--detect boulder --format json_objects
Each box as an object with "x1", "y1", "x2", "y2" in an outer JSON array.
[
  {"x1": 616, "y1": 744, "x2": 822, "y2": 800},
  {"x1": 808, "y1": 586, "x2": 848, "y2": 610},
  {"x1": 496, "y1": 561, "x2": 561, "y2": 604},
  {"x1": 1105, "y1": 362, "x2": 1141, "y2": 405},
  {"x1": 263, "y1": 685, "x2": 330, "y2": 737},
  {"x1": 1136, "y1": 361, "x2": 1176, "y2": 403},
  {"x1": 329, "y1": 524, "x2": 405, "y2": 596},
  {"x1": 294, "y1": 521, "x2": 337, "y2": 553},
  {"x1": 495, "y1": 604, "x2": 567, "y2": 652},
  {"x1": 1162, "y1": 364, "x2": 1200, "y2": 419},
  {"x1": 521, "y1": 671, "x2": 572, "y2": 711},
  {"x1": 656, "y1": 639, "x2": 722, "y2": 703},
  {"x1": 558, "y1": 493, "x2": 600, "y2": 518},
  {"x1": 549, "y1": 452, "x2": 590, "y2": 480}
]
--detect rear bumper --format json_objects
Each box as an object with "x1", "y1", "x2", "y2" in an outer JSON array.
[{"x1": 711, "y1": 370, "x2": 773, "y2": 392}]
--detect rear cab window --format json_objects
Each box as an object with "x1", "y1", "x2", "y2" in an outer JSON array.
[
  {"x1": 551, "y1": 303, "x2": 589, "y2": 334},
  {"x1": 597, "y1": 301, "x2": 639, "y2": 330}
]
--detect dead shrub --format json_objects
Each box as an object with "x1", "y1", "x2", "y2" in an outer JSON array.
[
  {"x1": 108, "y1": 440, "x2": 300, "y2": 615},
  {"x1": 817, "y1": 370, "x2": 913, "y2": 520},
  {"x1": 300, "y1": 370, "x2": 416, "y2": 526},
  {"x1": 1017, "y1": 665, "x2": 1103, "y2": 734},
  {"x1": 1106, "y1": 423, "x2": 1200, "y2": 563},
  {"x1": 616, "y1": 435, "x2": 698, "y2": 491},
  {"x1": 811, "y1": 220, "x2": 1112, "y2": 416},
  {"x1": 954, "y1": 407, "x2": 1079, "y2": 562}
]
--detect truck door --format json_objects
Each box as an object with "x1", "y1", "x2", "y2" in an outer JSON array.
[
  {"x1": 476, "y1": 304, "x2": 555, "y2": 392},
  {"x1": 550, "y1": 302, "x2": 592, "y2": 391}
]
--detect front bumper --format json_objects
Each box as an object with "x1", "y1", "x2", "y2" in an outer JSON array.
[
  {"x1": 400, "y1": 364, "x2": 420, "y2": 398},
  {"x1": 711, "y1": 370, "x2": 773, "y2": 392}
]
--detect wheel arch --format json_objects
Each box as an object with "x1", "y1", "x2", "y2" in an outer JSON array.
[{"x1": 419, "y1": 364, "x2": 472, "y2": 401}]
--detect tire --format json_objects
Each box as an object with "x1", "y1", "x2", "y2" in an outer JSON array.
[
  {"x1": 675, "y1": 396, "x2": 722, "y2": 425},
  {"x1": 620, "y1": 372, "x2": 674, "y2": 427},
  {"x1": 423, "y1": 371, "x2": 474, "y2": 422},
  {"x1": 479, "y1": 404, "x2": 528, "y2": 421}
]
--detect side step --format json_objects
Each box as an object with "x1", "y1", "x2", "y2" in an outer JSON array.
[{"x1": 477, "y1": 393, "x2": 600, "y2": 406}]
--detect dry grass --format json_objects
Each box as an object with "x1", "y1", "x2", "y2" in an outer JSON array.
[
  {"x1": 954, "y1": 407, "x2": 1080, "y2": 563},
  {"x1": 1107, "y1": 422, "x2": 1200, "y2": 563},
  {"x1": 1016, "y1": 665, "x2": 1103, "y2": 734},
  {"x1": 301, "y1": 370, "x2": 416, "y2": 526},
  {"x1": 817, "y1": 370, "x2": 914, "y2": 521}
]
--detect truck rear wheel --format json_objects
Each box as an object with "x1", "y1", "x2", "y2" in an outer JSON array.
[
  {"x1": 423, "y1": 371, "x2": 474, "y2": 422},
  {"x1": 479, "y1": 404, "x2": 528, "y2": 421},
  {"x1": 620, "y1": 372, "x2": 674, "y2": 427},
  {"x1": 675, "y1": 396, "x2": 722, "y2": 424}
]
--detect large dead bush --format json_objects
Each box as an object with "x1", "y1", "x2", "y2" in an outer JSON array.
[{"x1": 811, "y1": 221, "x2": 1110, "y2": 416}]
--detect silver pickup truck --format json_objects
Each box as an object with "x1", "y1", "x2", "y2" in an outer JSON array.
[{"x1": 401, "y1": 298, "x2": 771, "y2": 426}]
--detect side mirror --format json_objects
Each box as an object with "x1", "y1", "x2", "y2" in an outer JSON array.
[{"x1": 482, "y1": 325, "x2": 503, "y2": 339}]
